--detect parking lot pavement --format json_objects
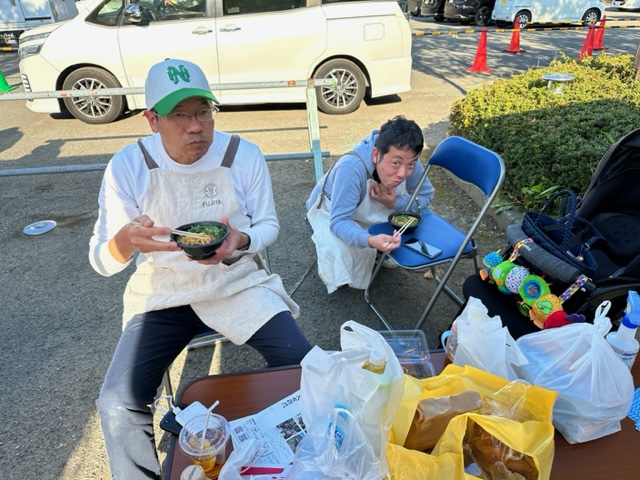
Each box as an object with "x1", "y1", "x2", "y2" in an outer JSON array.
[{"x1": 1, "y1": 17, "x2": 639, "y2": 479}]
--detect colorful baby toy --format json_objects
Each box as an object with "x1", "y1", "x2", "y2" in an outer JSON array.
[{"x1": 480, "y1": 248, "x2": 589, "y2": 330}]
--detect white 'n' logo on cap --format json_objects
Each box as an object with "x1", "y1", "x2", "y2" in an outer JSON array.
[{"x1": 167, "y1": 65, "x2": 191, "y2": 85}]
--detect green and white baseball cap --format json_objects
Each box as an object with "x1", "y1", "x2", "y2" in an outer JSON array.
[{"x1": 145, "y1": 58, "x2": 219, "y2": 116}]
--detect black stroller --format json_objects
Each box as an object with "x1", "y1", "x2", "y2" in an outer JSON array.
[{"x1": 461, "y1": 128, "x2": 640, "y2": 339}]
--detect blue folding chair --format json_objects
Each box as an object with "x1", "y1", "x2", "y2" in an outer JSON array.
[{"x1": 364, "y1": 136, "x2": 506, "y2": 331}]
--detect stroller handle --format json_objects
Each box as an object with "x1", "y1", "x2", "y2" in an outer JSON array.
[{"x1": 506, "y1": 224, "x2": 587, "y2": 285}]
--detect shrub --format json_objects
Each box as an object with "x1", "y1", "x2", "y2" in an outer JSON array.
[{"x1": 449, "y1": 53, "x2": 640, "y2": 211}]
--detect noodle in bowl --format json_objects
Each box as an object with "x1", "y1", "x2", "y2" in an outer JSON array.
[
  {"x1": 388, "y1": 211, "x2": 422, "y2": 234},
  {"x1": 170, "y1": 221, "x2": 229, "y2": 260}
]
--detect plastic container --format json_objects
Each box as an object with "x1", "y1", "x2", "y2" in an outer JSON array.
[
  {"x1": 606, "y1": 291, "x2": 640, "y2": 370},
  {"x1": 362, "y1": 349, "x2": 386, "y2": 374},
  {"x1": 379, "y1": 329, "x2": 434, "y2": 378},
  {"x1": 178, "y1": 413, "x2": 231, "y2": 479}
]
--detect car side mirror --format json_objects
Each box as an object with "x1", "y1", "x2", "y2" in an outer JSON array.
[{"x1": 124, "y1": 5, "x2": 143, "y2": 23}]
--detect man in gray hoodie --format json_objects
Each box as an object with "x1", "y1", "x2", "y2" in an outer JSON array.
[{"x1": 306, "y1": 116, "x2": 435, "y2": 293}]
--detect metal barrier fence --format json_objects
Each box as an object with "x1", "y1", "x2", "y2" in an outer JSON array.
[
  {"x1": 412, "y1": 20, "x2": 640, "y2": 36},
  {"x1": 0, "y1": 78, "x2": 334, "y2": 182}
]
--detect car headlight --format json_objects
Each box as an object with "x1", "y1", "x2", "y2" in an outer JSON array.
[
  {"x1": 18, "y1": 31, "x2": 51, "y2": 59},
  {"x1": 18, "y1": 42, "x2": 45, "y2": 59},
  {"x1": 20, "y1": 31, "x2": 51, "y2": 44}
]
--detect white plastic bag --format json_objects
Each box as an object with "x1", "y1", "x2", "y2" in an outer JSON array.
[
  {"x1": 453, "y1": 296, "x2": 528, "y2": 381},
  {"x1": 219, "y1": 439, "x2": 260, "y2": 480},
  {"x1": 288, "y1": 321, "x2": 405, "y2": 480},
  {"x1": 287, "y1": 406, "x2": 381, "y2": 480},
  {"x1": 515, "y1": 301, "x2": 635, "y2": 444}
]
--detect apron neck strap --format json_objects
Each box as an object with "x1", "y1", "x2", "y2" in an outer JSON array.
[
  {"x1": 221, "y1": 134, "x2": 241, "y2": 168},
  {"x1": 317, "y1": 150, "x2": 369, "y2": 209},
  {"x1": 137, "y1": 134, "x2": 240, "y2": 170},
  {"x1": 137, "y1": 140, "x2": 159, "y2": 170}
]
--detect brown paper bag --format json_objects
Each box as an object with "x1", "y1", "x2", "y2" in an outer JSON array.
[{"x1": 404, "y1": 390, "x2": 482, "y2": 451}]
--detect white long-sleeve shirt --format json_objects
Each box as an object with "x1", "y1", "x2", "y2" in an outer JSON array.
[{"x1": 89, "y1": 131, "x2": 279, "y2": 277}]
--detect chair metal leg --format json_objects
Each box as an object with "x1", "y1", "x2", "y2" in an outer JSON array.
[
  {"x1": 414, "y1": 254, "x2": 470, "y2": 331},
  {"x1": 186, "y1": 334, "x2": 228, "y2": 350},
  {"x1": 431, "y1": 266, "x2": 465, "y2": 306},
  {"x1": 364, "y1": 254, "x2": 395, "y2": 330},
  {"x1": 163, "y1": 369, "x2": 174, "y2": 400}
]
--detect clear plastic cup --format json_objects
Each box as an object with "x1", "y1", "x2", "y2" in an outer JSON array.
[{"x1": 178, "y1": 413, "x2": 230, "y2": 479}]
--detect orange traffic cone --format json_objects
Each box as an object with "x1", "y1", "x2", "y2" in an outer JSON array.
[
  {"x1": 466, "y1": 28, "x2": 493, "y2": 73},
  {"x1": 593, "y1": 15, "x2": 608, "y2": 51},
  {"x1": 578, "y1": 25, "x2": 595, "y2": 61},
  {"x1": 0, "y1": 68, "x2": 18, "y2": 93},
  {"x1": 504, "y1": 22, "x2": 526, "y2": 54}
]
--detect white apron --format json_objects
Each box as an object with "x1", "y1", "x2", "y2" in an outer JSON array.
[
  {"x1": 122, "y1": 137, "x2": 298, "y2": 344},
  {"x1": 307, "y1": 153, "x2": 405, "y2": 293}
]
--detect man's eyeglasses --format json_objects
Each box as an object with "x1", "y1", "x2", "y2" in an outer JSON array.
[{"x1": 153, "y1": 107, "x2": 218, "y2": 126}]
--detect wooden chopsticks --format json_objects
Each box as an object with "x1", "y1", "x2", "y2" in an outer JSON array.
[
  {"x1": 383, "y1": 218, "x2": 414, "y2": 248},
  {"x1": 129, "y1": 220, "x2": 210, "y2": 240}
]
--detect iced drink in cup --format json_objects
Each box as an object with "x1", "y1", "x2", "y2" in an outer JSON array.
[{"x1": 178, "y1": 413, "x2": 230, "y2": 479}]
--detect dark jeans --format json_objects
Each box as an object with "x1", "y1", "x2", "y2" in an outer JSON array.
[{"x1": 96, "y1": 306, "x2": 311, "y2": 480}]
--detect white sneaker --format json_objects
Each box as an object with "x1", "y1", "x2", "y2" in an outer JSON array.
[{"x1": 382, "y1": 257, "x2": 397, "y2": 269}]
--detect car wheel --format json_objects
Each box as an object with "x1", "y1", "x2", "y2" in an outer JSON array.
[
  {"x1": 582, "y1": 8, "x2": 600, "y2": 26},
  {"x1": 62, "y1": 67, "x2": 125, "y2": 124},
  {"x1": 314, "y1": 59, "x2": 366, "y2": 115},
  {"x1": 496, "y1": 20, "x2": 508, "y2": 28},
  {"x1": 474, "y1": 6, "x2": 492, "y2": 26},
  {"x1": 514, "y1": 10, "x2": 532, "y2": 29}
]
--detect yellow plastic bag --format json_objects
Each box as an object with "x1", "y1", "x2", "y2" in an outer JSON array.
[
  {"x1": 389, "y1": 374, "x2": 424, "y2": 446},
  {"x1": 388, "y1": 364, "x2": 557, "y2": 480}
]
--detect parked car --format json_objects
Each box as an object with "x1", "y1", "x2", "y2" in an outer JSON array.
[
  {"x1": 611, "y1": 0, "x2": 640, "y2": 11},
  {"x1": 444, "y1": 0, "x2": 496, "y2": 26},
  {"x1": 406, "y1": 0, "x2": 422, "y2": 15},
  {"x1": 0, "y1": 0, "x2": 77, "y2": 47},
  {"x1": 397, "y1": 0, "x2": 410, "y2": 13},
  {"x1": 421, "y1": 0, "x2": 446, "y2": 21},
  {"x1": 18, "y1": 0, "x2": 412, "y2": 124},
  {"x1": 492, "y1": 0, "x2": 604, "y2": 28}
]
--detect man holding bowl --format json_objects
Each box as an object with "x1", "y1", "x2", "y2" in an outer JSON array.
[
  {"x1": 306, "y1": 116, "x2": 435, "y2": 293},
  {"x1": 89, "y1": 58, "x2": 311, "y2": 480}
]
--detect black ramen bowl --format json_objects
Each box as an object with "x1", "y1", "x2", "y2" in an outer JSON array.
[
  {"x1": 170, "y1": 221, "x2": 229, "y2": 260},
  {"x1": 388, "y1": 211, "x2": 422, "y2": 235}
]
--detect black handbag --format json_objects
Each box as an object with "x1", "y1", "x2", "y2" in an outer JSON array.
[{"x1": 521, "y1": 190, "x2": 603, "y2": 275}]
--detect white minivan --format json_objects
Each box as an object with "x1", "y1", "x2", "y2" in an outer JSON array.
[
  {"x1": 492, "y1": 0, "x2": 605, "y2": 28},
  {"x1": 18, "y1": 0, "x2": 412, "y2": 124}
]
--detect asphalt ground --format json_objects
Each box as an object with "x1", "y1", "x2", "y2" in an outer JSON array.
[{"x1": 1, "y1": 11, "x2": 639, "y2": 479}]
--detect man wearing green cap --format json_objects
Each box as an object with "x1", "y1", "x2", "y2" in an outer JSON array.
[{"x1": 89, "y1": 58, "x2": 311, "y2": 479}]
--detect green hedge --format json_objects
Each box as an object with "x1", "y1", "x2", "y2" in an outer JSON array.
[{"x1": 449, "y1": 53, "x2": 640, "y2": 211}]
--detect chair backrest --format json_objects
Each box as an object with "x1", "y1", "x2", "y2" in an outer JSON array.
[{"x1": 428, "y1": 136, "x2": 505, "y2": 197}]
